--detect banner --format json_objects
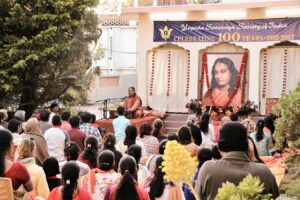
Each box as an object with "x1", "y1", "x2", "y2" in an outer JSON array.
[{"x1": 153, "y1": 17, "x2": 300, "y2": 42}]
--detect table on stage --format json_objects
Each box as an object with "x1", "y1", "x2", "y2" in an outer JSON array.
[{"x1": 95, "y1": 116, "x2": 158, "y2": 133}]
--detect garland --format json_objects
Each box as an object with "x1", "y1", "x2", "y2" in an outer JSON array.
[
  {"x1": 282, "y1": 49, "x2": 288, "y2": 93},
  {"x1": 166, "y1": 50, "x2": 171, "y2": 96},
  {"x1": 149, "y1": 50, "x2": 156, "y2": 96},
  {"x1": 185, "y1": 51, "x2": 190, "y2": 96},
  {"x1": 201, "y1": 51, "x2": 248, "y2": 110},
  {"x1": 262, "y1": 49, "x2": 268, "y2": 98}
]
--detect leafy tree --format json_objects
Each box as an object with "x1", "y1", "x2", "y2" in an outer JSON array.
[{"x1": 0, "y1": 0, "x2": 101, "y2": 116}]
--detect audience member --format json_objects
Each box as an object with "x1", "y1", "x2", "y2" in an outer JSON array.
[
  {"x1": 137, "y1": 122, "x2": 159, "y2": 155},
  {"x1": 22, "y1": 118, "x2": 49, "y2": 166},
  {"x1": 248, "y1": 137, "x2": 265, "y2": 164},
  {"x1": 0, "y1": 129, "x2": 33, "y2": 198},
  {"x1": 127, "y1": 145, "x2": 151, "y2": 186},
  {"x1": 64, "y1": 142, "x2": 90, "y2": 176},
  {"x1": 81, "y1": 150, "x2": 121, "y2": 200},
  {"x1": 116, "y1": 125, "x2": 147, "y2": 157},
  {"x1": 14, "y1": 110, "x2": 26, "y2": 122},
  {"x1": 102, "y1": 133, "x2": 123, "y2": 172},
  {"x1": 151, "y1": 119, "x2": 167, "y2": 142},
  {"x1": 177, "y1": 126, "x2": 199, "y2": 157},
  {"x1": 145, "y1": 140, "x2": 168, "y2": 175},
  {"x1": 186, "y1": 115, "x2": 202, "y2": 146},
  {"x1": 68, "y1": 116, "x2": 87, "y2": 152},
  {"x1": 104, "y1": 156, "x2": 150, "y2": 200},
  {"x1": 49, "y1": 103, "x2": 60, "y2": 124},
  {"x1": 145, "y1": 156, "x2": 183, "y2": 200},
  {"x1": 43, "y1": 157, "x2": 61, "y2": 191},
  {"x1": 48, "y1": 161, "x2": 92, "y2": 200},
  {"x1": 78, "y1": 136, "x2": 98, "y2": 169},
  {"x1": 199, "y1": 113, "x2": 215, "y2": 148},
  {"x1": 39, "y1": 110, "x2": 52, "y2": 134},
  {"x1": 113, "y1": 106, "x2": 131, "y2": 142},
  {"x1": 0, "y1": 109, "x2": 9, "y2": 129},
  {"x1": 80, "y1": 112, "x2": 102, "y2": 146},
  {"x1": 230, "y1": 113, "x2": 239, "y2": 121},
  {"x1": 44, "y1": 115, "x2": 67, "y2": 166},
  {"x1": 7, "y1": 119, "x2": 23, "y2": 153},
  {"x1": 16, "y1": 138, "x2": 49, "y2": 199},
  {"x1": 61, "y1": 111, "x2": 72, "y2": 132},
  {"x1": 250, "y1": 119, "x2": 272, "y2": 156},
  {"x1": 195, "y1": 122, "x2": 279, "y2": 200}
]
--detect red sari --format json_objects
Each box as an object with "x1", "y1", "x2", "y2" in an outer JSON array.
[{"x1": 124, "y1": 95, "x2": 143, "y2": 118}]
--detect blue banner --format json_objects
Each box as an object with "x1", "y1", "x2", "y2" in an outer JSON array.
[{"x1": 153, "y1": 18, "x2": 300, "y2": 42}]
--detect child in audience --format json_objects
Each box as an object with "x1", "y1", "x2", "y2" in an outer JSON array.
[
  {"x1": 16, "y1": 138, "x2": 50, "y2": 199},
  {"x1": 104, "y1": 156, "x2": 150, "y2": 200},
  {"x1": 43, "y1": 157, "x2": 61, "y2": 191},
  {"x1": 48, "y1": 161, "x2": 92, "y2": 200},
  {"x1": 177, "y1": 126, "x2": 199, "y2": 157},
  {"x1": 81, "y1": 150, "x2": 121, "y2": 200}
]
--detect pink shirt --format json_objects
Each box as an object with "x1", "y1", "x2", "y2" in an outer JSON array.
[{"x1": 60, "y1": 121, "x2": 71, "y2": 132}]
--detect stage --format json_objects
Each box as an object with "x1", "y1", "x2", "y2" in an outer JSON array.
[{"x1": 95, "y1": 115, "x2": 158, "y2": 133}]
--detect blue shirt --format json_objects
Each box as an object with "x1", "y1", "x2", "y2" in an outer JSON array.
[{"x1": 112, "y1": 116, "x2": 130, "y2": 143}]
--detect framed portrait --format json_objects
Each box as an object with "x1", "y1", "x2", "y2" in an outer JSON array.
[{"x1": 202, "y1": 53, "x2": 245, "y2": 107}]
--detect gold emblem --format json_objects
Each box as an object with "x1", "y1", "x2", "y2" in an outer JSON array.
[{"x1": 159, "y1": 26, "x2": 173, "y2": 40}]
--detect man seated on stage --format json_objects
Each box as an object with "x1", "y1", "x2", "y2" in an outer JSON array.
[{"x1": 124, "y1": 87, "x2": 143, "y2": 118}]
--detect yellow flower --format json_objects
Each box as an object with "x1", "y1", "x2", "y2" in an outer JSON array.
[
  {"x1": 159, "y1": 26, "x2": 173, "y2": 40},
  {"x1": 162, "y1": 140, "x2": 198, "y2": 184}
]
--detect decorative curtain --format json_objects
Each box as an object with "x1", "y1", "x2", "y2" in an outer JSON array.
[
  {"x1": 147, "y1": 48, "x2": 189, "y2": 112},
  {"x1": 260, "y1": 47, "x2": 300, "y2": 115}
]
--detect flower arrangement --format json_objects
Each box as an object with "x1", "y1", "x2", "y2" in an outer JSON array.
[
  {"x1": 186, "y1": 99, "x2": 202, "y2": 114},
  {"x1": 162, "y1": 140, "x2": 199, "y2": 200},
  {"x1": 237, "y1": 100, "x2": 259, "y2": 116},
  {"x1": 215, "y1": 175, "x2": 272, "y2": 200}
]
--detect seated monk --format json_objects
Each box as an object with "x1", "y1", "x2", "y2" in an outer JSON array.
[{"x1": 124, "y1": 87, "x2": 143, "y2": 118}]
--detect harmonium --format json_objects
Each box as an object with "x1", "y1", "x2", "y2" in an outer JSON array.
[{"x1": 109, "y1": 110, "x2": 134, "y2": 119}]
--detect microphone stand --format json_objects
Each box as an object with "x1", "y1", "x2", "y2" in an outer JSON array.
[{"x1": 96, "y1": 97, "x2": 125, "y2": 120}]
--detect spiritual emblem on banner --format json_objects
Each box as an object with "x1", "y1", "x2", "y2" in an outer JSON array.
[
  {"x1": 200, "y1": 52, "x2": 248, "y2": 109},
  {"x1": 159, "y1": 26, "x2": 173, "y2": 40}
]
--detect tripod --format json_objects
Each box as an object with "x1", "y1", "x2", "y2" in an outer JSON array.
[{"x1": 96, "y1": 97, "x2": 124, "y2": 120}]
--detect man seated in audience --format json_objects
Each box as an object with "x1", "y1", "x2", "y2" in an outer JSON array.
[
  {"x1": 195, "y1": 122, "x2": 279, "y2": 200},
  {"x1": 124, "y1": 87, "x2": 143, "y2": 118},
  {"x1": 80, "y1": 112, "x2": 102, "y2": 146},
  {"x1": 14, "y1": 110, "x2": 26, "y2": 122},
  {"x1": 39, "y1": 110, "x2": 52, "y2": 134},
  {"x1": 68, "y1": 116, "x2": 86, "y2": 152},
  {"x1": 113, "y1": 106, "x2": 131, "y2": 143}
]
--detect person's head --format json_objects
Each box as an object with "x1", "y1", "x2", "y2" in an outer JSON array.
[
  {"x1": 255, "y1": 119, "x2": 265, "y2": 142},
  {"x1": 117, "y1": 106, "x2": 125, "y2": 116},
  {"x1": 0, "y1": 112, "x2": 5, "y2": 124},
  {"x1": 0, "y1": 129, "x2": 13, "y2": 176},
  {"x1": 152, "y1": 118, "x2": 163, "y2": 137},
  {"x1": 264, "y1": 114, "x2": 276, "y2": 134},
  {"x1": 16, "y1": 138, "x2": 35, "y2": 160},
  {"x1": 0, "y1": 109, "x2": 8, "y2": 122},
  {"x1": 82, "y1": 136, "x2": 98, "y2": 167},
  {"x1": 211, "y1": 57, "x2": 237, "y2": 89},
  {"x1": 80, "y1": 112, "x2": 92, "y2": 123},
  {"x1": 247, "y1": 137, "x2": 264, "y2": 164},
  {"x1": 69, "y1": 116, "x2": 80, "y2": 128},
  {"x1": 43, "y1": 157, "x2": 60, "y2": 177},
  {"x1": 61, "y1": 161, "x2": 80, "y2": 200},
  {"x1": 61, "y1": 111, "x2": 70, "y2": 121},
  {"x1": 64, "y1": 142, "x2": 80, "y2": 161},
  {"x1": 26, "y1": 118, "x2": 42, "y2": 135},
  {"x1": 50, "y1": 103, "x2": 59, "y2": 113},
  {"x1": 200, "y1": 112, "x2": 210, "y2": 134},
  {"x1": 103, "y1": 133, "x2": 116, "y2": 149},
  {"x1": 90, "y1": 114, "x2": 96, "y2": 123},
  {"x1": 98, "y1": 150, "x2": 115, "y2": 171},
  {"x1": 197, "y1": 148, "x2": 213, "y2": 166},
  {"x1": 52, "y1": 115, "x2": 62, "y2": 126},
  {"x1": 128, "y1": 87, "x2": 136, "y2": 97},
  {"x1": 211, "y1": 145, "x2": 222, "y2": 159},
  {"x1": 116, "y1": 156, "x2": 138, "y2": 200},
  {"x1": 149, "y1": 156, "x2": 167, "y2": 199},
  {"x1": 124, "y1": 125, "x2": 138, "y2": 147},
  {"x1": 159, "y1": 139, "x2": 168, "y2": 154},
  {"x1": 218, "y1": 122, "x2": 248, "y2": 153},
  {"x1": 39, "y1": 110, "x2": 50, "y2": 122},
  {"x1": 167, "y1": 133, "x2": 179, "y2": 142},
  {"x1": 127, "y1": 145, "x2": 142, "y2": 166},
  {"x1": 139, "y1": 122, "x2": 152, "y2": 138},
  {"x1": 230, "y1": 113, "x2": 239, "y2": 121},
  {"x1": 14, "y1": 110, "x2": 26, "y2": 121},
  {"x1": 8, "y1": 119, "x2": 22, "y2": 133},
  {"x1": 177, "y1": 126, "x2": 192, "y2": 145},
  {"x1": 187, "y1": 115, "x2": 197, "y2": 126}
]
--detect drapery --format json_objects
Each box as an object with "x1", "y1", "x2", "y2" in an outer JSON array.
[
  {"x1": 260, "y1": 47, "x2": 300, "y2": 115},
  {"x1": 147, "y1": 48, "x2": 189, "y2": 112}
]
